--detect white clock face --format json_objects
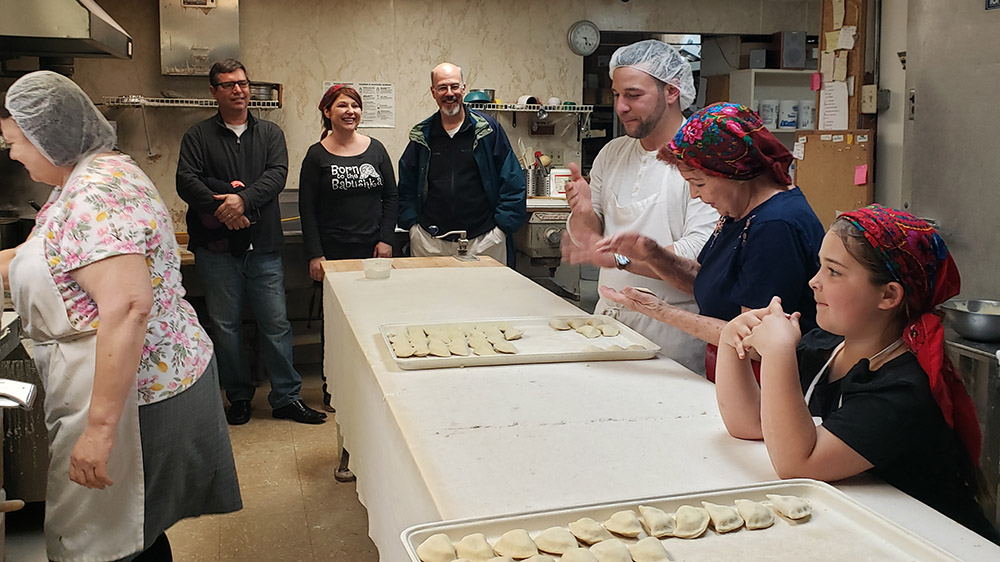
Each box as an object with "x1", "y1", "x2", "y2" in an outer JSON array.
[{"x1": 569, "y1": 21, "x2": 600, "y2": 56}]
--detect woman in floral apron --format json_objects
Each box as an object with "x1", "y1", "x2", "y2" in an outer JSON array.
[{"x1": 1, "y1": 71, "x2": 241, "y2": 561}]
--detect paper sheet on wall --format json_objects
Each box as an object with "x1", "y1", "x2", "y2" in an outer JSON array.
[
  {"x1": 819, "y1": 81, "x2": 849, "y2": 130},
  {"x1": 847, "y1": 76, "x2": 855, "y2": 96},
  {"x1": 825, "y1": 30, "x2": 841, "y2": 51},
  {"x1": 837, "y1": 26, "x2": 857, "y2": 50},
  {"x1": 821, "y1": 51, "x2": 835, "y2": 81},
  {"x1": 323, "y1": 81, "x2": 396, "y2": 128},
  {"x1": 833, "y1": 52, "x2": 848, "y2": 82},
  {"x1": 792, "y1": 140, "x2": 805, "y2": 160},
  {"x1": 833, "y1": 0, "x2": 845, "y2": 29}
]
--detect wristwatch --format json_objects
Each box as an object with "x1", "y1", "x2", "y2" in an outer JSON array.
[{"x1": 614, "y1": 253, "x2": 630, "y2": 270}]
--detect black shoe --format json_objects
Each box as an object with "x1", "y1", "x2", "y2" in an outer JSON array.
[
  {"x1": 272, "y1": 399, "x2": 327, "y2": 424},
  {"x1": 226, "y1": 400, "x2": 252, "y2": 425}
]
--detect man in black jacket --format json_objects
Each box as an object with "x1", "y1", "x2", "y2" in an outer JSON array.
[{"x1": 177, "y1": 59, "x2": 325, "y2": 426}]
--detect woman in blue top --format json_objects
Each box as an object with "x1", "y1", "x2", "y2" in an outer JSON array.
[{"x1": 598, "y1": 103, "x2": 825, "y2": 380}]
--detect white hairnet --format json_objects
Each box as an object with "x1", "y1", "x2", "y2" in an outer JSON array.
[
  {"x1": 4, "y1": 71, "x2": 115, "y2": 167},
  {"x1": 609, "y1": 40, "x2": 696, "y2": 110}
]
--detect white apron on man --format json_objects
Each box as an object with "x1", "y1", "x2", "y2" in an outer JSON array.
[{"x1": 590, "y1": 136, "x2": 718, "y2": 373}]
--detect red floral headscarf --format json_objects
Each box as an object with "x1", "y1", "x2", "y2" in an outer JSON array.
[
  {"x1": 664, "y1": 102, "x2": 794, "y2": 186},
  {"x1": 839, "y1": 204, "x2": 981, "y2": 464}
]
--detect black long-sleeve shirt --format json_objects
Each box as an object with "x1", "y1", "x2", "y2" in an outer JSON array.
[
  {"x1": 176, "y1": 112, "x2": 288, "y2": 253},
  {"x1": 297, "y1": 138, "x2": 398, "y2": 260}
]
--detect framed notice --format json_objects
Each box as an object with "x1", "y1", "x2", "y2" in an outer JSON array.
[{"x1": 323, "y1": 81, "x2": 395, "y2": 128}]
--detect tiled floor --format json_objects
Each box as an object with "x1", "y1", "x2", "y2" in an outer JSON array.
[
  {"x1": 5, "y1": 365, "x2": 380, "y2": 562},
  {"x1": 4, "y1": 280, "x2": 598, "y2": 561}
]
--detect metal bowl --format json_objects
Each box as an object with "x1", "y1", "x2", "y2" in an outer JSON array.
[{"x1": 940, "y1": 299, "x2": 1000, "y2": 342}]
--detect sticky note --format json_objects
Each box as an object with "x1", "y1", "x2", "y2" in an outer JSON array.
[
  {"x1": 854, "y1": 165, "x2": 868, "y2": 185},
  {"x1": 811, "y1": 72, "x2": 822, "y2": 91}
]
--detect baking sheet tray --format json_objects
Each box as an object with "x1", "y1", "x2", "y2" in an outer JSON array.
[
  {"x1": 380, "y1": 315, "x2": 661, "y2": 371},
  {"x1": 401, "y1": 479, "x2": 961, "y2": 561}
]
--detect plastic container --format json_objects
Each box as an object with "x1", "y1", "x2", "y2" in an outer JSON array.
[
  {"x1": 363, "y1": 258, "x2": 392, "y2": 279},
  {"x1": 798, "y1": 98, "x2": 816, "y2": 130},
  {"x1": 758, "y1": 99, "x2": 779, "y2": 129},
  {"x1": 778, "y1": 100, "x2": 799, "y2": 130}
]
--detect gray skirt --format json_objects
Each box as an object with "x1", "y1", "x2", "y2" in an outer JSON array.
[{"x1": 134, "y1": 356, "x2": 242, "y2": 552}]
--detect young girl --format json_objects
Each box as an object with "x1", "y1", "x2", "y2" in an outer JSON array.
[{"x1": 715, "y1": 204, "x2": 1000, "y2": 543}]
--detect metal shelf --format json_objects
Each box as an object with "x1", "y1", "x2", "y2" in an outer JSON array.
[
  {"x1": 471, "y1": 103, "x2": 593, "y2": 114},
  {"x1": 102, "y1": 95, "x2": 281, "y2": 109}
]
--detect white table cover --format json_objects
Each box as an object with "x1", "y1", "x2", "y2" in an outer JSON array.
[{"x1": 324, "y1": 266, "x2": 999, "y2": 561}]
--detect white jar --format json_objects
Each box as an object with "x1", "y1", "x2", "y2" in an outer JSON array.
[
  {"x1": 778, "y1": 100, "x2": 799, "y2": 130},
  {"x1": 758, "y1": 99, "x2": 779, "y2": 129}
]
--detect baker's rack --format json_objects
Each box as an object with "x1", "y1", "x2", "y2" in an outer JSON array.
[
  {"x1": 102, "y1": 95, "x2": 281, "y2": 109},
  {"x1": 100, "y1": 95, "x2": 281, "y2": 159}
]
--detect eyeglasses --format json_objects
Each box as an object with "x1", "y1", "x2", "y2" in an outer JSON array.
[
  {"x1": 214, "y1": 80, "x2": 250, "y2": 91},
  {"x1": 434, "y1": 83, "x2": 463, "y2": 94}
]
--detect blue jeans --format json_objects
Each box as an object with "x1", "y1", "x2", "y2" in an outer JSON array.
[{"x1": 195, "y1": 248, "x2": 301, "y2": 408}]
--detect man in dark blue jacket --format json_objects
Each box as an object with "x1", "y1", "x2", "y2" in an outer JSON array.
[
  {"x1": 397, "y1": 62, "x2": 527, "y2": 265},
  {"x1": 177, "y1": 59, "x2": 326, "y2": 426}
]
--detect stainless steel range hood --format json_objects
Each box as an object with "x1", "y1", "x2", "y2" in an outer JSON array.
[{"x1": 0, "y1": 0, "x2": 132, "y2": 60}]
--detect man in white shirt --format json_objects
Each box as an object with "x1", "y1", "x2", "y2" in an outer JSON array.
[{"x1": 562, "y1": 40, "x2": 719, "y2": 373}]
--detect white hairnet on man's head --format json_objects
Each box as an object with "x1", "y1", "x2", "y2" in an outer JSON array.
[
  {"x1": 609, "y1": 40, "x2": 696, "y2": 110},
  {"x1": 4, "y1": 71, "x2": 115, "y2": 167}
]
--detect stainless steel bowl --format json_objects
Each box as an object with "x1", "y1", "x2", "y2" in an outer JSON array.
[{"x1": 940, "y1": 299, "x2": 1000, "y2": 342}]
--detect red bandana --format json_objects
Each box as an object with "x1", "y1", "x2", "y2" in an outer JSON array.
[{"x1": 839, "y1": 205, "x2": 980, "y2": 464}]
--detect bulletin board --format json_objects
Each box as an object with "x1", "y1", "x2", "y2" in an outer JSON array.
[{"x1": 794, "y1": 129, "x2": 873, "y2": 228}]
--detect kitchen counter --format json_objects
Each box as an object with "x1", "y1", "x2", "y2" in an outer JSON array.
[{"x1": 323, "y1": 265, "x2": 1000, "y2": 562}]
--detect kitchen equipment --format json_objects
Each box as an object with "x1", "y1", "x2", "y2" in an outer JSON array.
[
  {"x1": 468, "y1": 88, "x2": 495, "y2": 103},
  {"x1": 0, "y1": 219, "x2": 17, "y2": 251},
  {"x1": 515, "y1": 95, "x2": 539, "y2": 108},
  {"x1": 464, "y1": 91, "x2": 491, "y2": 106},
  {"x1": 548, "y1": 168, "x2": 572, "y2": 198},
  {"x1": 402, "y1": 479, "x2": 963, "y2": 562},
  {"x1": 941, "y1": 299, "x2": 1000, "y2": 342},
  {"x1": 0, "y1": 0, "x2": 133, "y2": 60},
  {"x1": 363, "y1": 258, "x2": 392, "y2": 280},
  {"x1": 547, "y1": 96, "x2": 562, "y2": 106},
  {"x1": 249, "y1": 83, "x2": 275, "y2": 101},
  {"x1": 525, "y1": 168, "x2": 549, "y2": 197},
  {"x1": 380, "y1": 315, "x2": 659, "y2": 371},
  {"x1": 514, "y1": 211, "x2": 567, "y2": 256}
]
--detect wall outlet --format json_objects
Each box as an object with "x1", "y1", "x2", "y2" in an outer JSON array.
[
  {"x1": 549, "y1": 149, "x2": 565, "y2": 167},
  {"x1": 860, "y1": 84, "x2": 878, "y2": 114}
]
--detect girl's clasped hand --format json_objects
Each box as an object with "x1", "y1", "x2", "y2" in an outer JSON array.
[{"x1": 720, "y1": 296, "x2": 801, "y2": 362}]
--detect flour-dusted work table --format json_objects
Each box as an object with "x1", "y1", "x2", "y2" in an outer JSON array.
[{"x1": 322, "y1": 259, "x2": 1000, "y2": 561}]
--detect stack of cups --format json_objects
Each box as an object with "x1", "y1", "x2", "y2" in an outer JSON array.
[
  {"x1": 777, "y1": 100, "x2": 799, "y2": 131},
  {"x1": 798, "y1": 98, "x2": 816, "y2": 130},
  {"x1": 758, "y1": 99, "x2": 779, "y2": 129}
]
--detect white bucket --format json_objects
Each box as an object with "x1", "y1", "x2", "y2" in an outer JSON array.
[
  {"x1": 778, "y1": 100, "x2": 799, "y2": 130},
  {"x1": 758, "y1": 99, "x2": 779, "y2": 129},
  {"x1": 798, "y1": 99, "x2": 816, "y2": 130}
]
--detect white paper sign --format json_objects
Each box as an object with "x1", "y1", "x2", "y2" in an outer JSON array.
[
  {"x1": 837, "y1": 26, "x2": 857, "y2": 50},
  {"x1": 821, "y1": 51, "x2": 835, "y2": 81},
  {"x1": 323, "y1": 81, "x2": 396, "y2": 128},
  {"x1": 792, "y1": 141, "x2": 805, "y2": 160},
  {"x1": 819, "y1": 81, "x2": 849, "y2": 130}
]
